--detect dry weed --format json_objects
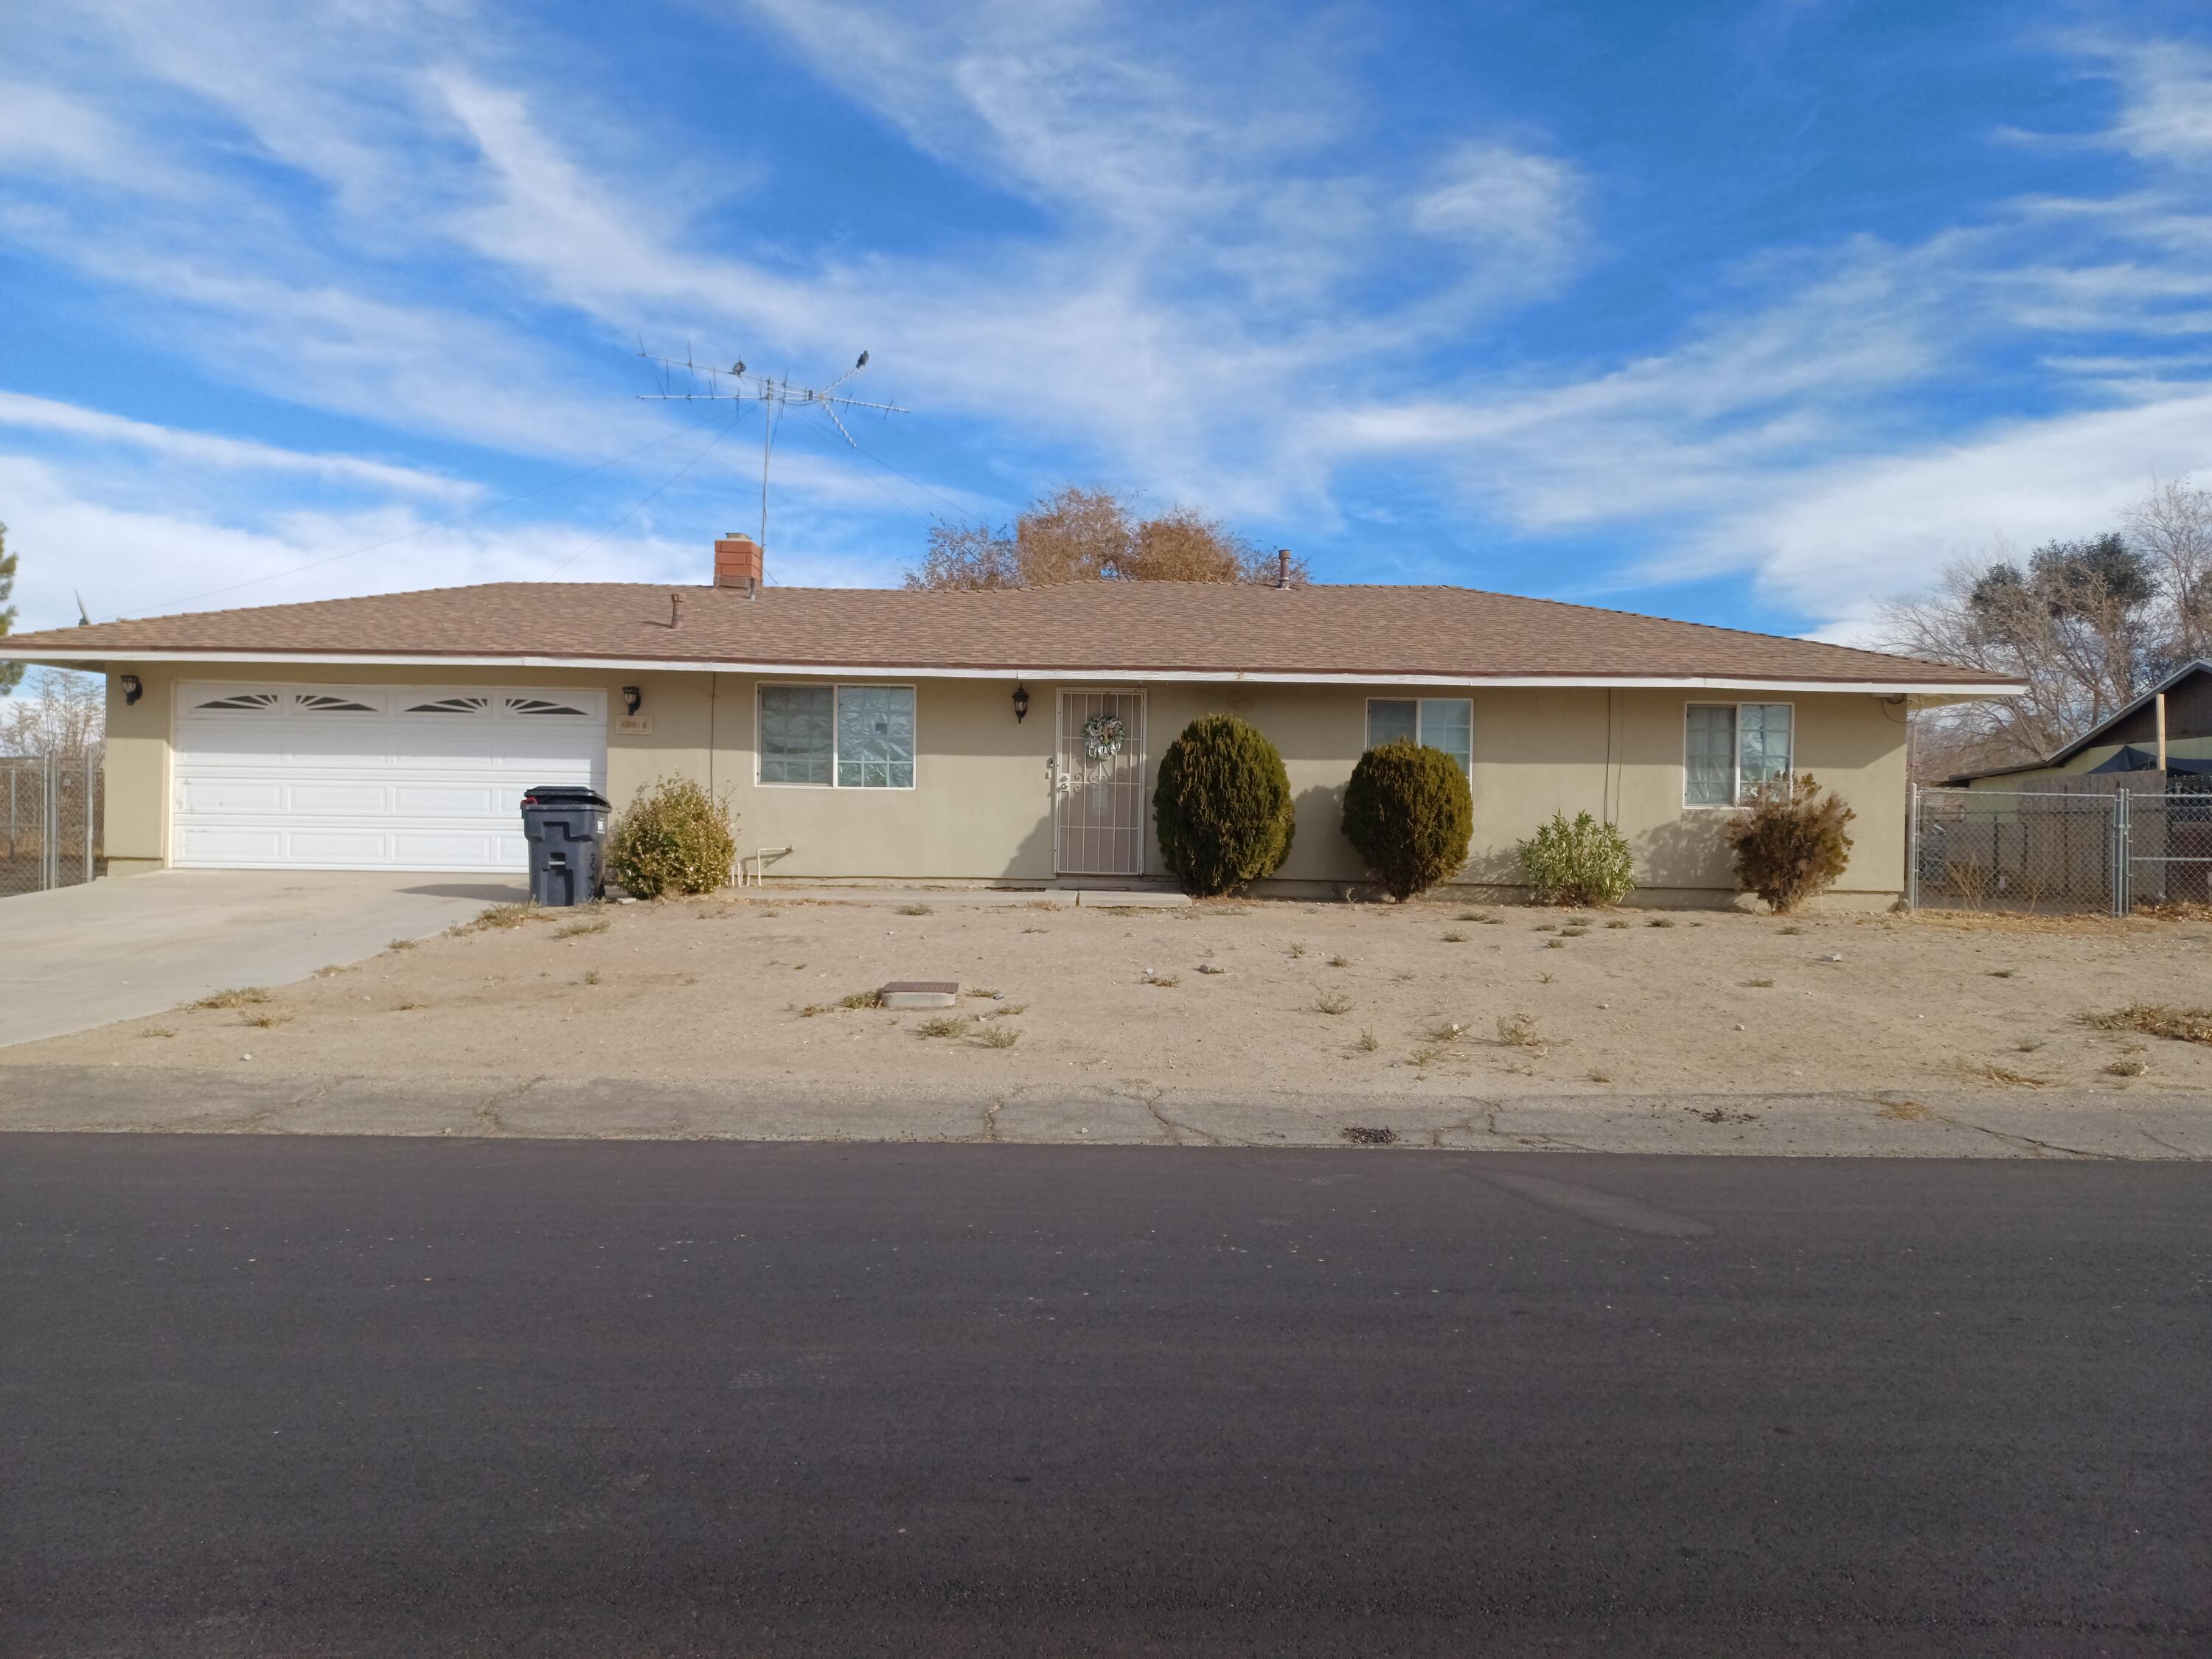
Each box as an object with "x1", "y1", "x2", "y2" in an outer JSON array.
[
  {"x1": 1952, "y1": 1059, "x2": 2049, "y2": 1087},
  {"x1": 2084, "y1": 1004, "x2": 2212, "y2": 1044},
  {"x1": 1496, "y1": 1012, "x2": 1547, "y2": 1054},
  {"x1": 456, "y1": 902, "x2": 538, "y2": 933},
  {"x1": 192, "y1": 987, "x2": 270, "y2": 1010}
]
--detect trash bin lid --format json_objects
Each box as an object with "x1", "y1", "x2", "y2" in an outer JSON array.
[{"x1": 521, "y1": 785, "x2": 611, "y2": 808}]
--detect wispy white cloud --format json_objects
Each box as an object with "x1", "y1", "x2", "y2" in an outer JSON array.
[
  {"x1": 2094, "y1": 38, "x2": 2212, "y2": 166},
  {"x1": 0, "y1": 392, "x2": 478, "y2": 499}
]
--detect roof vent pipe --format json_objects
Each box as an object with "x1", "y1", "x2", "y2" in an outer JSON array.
[{"x1": 1276, "y1": 549, "x2": 1290, "y2": 589}]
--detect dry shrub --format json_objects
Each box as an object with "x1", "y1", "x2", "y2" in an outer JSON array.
[
  {"x1": 606, "y1": 776, "x2": 737, "y2": 899},
  {"x1": 1729, "y1": 774, "x2": 1854, "y2": 914}
]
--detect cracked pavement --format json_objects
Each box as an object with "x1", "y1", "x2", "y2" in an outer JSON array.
[{"x1": 4, "y1": 1064, "x2": 2207, "y2": 1158}]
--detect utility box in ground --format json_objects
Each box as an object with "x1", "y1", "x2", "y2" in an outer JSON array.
[{"x1": 520, "y1": 785, "x2": 611, "y2": 907}]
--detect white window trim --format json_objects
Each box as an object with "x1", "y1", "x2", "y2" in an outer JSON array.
[
  {"x1": 1363, "y1": 695, "x2": 1473, "y2": 778},
  {"x1": 1683, "y1": 700, "x2": 1795, "y2": 809},
  {"x1": 755, "y1": 681, "x2": 919, "y2": 790}
]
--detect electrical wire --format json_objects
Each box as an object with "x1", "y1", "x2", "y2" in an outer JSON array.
[
  {"x1": 543, "y1": 406, "x2": 745, "y2": 580},
  {"x1": 838, "y1": 425, "x2": 981, "y2": 524}
]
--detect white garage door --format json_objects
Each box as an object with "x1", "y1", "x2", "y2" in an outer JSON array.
[{"x1": 173, "y1": 682, "x2": 608, "y2": 872}]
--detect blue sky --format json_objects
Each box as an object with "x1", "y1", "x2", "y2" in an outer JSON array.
[{"x1": 3, "y1": 0, "x2": 2210, "y2": 643}]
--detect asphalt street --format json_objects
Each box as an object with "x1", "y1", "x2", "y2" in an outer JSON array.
[{"x1": 4, "y1": 1135, "x2": 2205, "y2": 1656}]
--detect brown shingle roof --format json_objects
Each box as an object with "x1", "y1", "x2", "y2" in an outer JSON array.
[{"x1": 0, "y1": 580, "x2": 2011, "y2": 686}]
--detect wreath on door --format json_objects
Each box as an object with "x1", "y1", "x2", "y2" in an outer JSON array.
[{"x1": 1082, "y1": 711, "x2": 1127, "y2": 761}]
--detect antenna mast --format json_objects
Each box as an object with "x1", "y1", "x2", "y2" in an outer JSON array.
[{"x1": 635, "y1": 345, "x2": 908, "y2": 563}]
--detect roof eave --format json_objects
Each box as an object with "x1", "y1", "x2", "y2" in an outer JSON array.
[{"x1": 0, "y1": 644, "x2": 2023, "y2": 696}]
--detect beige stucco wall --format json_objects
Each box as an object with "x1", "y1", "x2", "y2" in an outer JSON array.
[{"x1": 99, "y1": 662, "x2": 1910, "y2": 905}]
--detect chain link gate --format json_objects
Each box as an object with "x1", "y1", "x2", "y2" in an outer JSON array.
[
  {"x1": 1, "y1": 754, "x2": 103, "y2": 899},
  {"x1": 1909, "y1": 787, "x2": 2125, "y2": 915},
  {"x1": 2124, "y1": 781, "x2": 2212, "y2": 909}
]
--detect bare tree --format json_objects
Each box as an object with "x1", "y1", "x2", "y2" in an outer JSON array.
[
  {"x1": 1015, "y1": 484, "x2": 1136, "y2": 584},
  {"x1": 2126, "y1": 476, "x2": 2212, "y2": 666},
  {"x1": 904, "y1": 486, "x2": 1307, "y2": 590},
  {"x1": 902, "y1": 520, "x2": 1022, "y2": 591},
  {"x1": 0, "y1": 669, "x2": 104, "y2": 762},
  {"x1": 1879, "y1": 477, "x2": 2210, "y2": 775}
]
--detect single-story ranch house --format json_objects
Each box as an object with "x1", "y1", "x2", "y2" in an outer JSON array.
[{"x1": 1, "y1": 535, "x2": 2018, "y2": 907}]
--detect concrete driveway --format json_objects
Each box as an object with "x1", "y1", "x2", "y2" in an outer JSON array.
[{"x1": 0, "y1": 870, "x2": 525, "y2": 1048}]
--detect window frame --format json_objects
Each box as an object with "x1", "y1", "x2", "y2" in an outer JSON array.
[
  {"x1": 754, "y1": 681, "x2": 919, "y2": 791},
  {"x1": 1683, "y1": 700, "x2": 1795, "y2": 809},
  {"x1": 1363, "y1": 696, "x2": 1474, "y2": 779}
]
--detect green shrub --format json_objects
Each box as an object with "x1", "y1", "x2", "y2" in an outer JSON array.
[
  {"x1": 1152, "y1": 713, "x2": 1295, "y2": 896},
  {"x1": 1729, "y1": 773, "x2": 1854, "y2": 913},
  {"x1": 1516, "y1": 810, "x2": 1635, "y2": 906},
  {"x1": 605, "y1": 776, "x2": 737, "y2": 899},
  {"x1": 1340, "y1": 740, "x2": 1473, "y2": 900}
]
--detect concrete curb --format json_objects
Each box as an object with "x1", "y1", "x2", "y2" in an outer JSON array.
[{"x1": 3, "y1": 1065, "x2": 2206, "y2": 1158}]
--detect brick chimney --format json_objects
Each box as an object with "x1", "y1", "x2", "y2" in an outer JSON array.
[{"x1": 714, "y1": 532, "x2": 763, "y2": 593}]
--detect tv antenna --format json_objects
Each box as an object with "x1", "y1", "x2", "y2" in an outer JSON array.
[{"x1": 635, "y1": 342, "x2": 908, "y2": 563}]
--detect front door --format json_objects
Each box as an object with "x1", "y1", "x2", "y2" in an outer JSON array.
[{"x1": 1054, "y1": 689, "x2": 1147, "y2": 876}]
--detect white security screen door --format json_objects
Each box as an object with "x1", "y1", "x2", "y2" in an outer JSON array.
[
  {"x1": 1054, "y1": 689, "x2": 1147, "y2": 876},
  {"x1": 173, "y1": 682, "x2": 607, "y2": 872}
]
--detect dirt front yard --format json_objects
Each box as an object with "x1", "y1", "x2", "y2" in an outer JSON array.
[{"x1": 13, "y1": 891, "x2": 2212, "y2": 1102}]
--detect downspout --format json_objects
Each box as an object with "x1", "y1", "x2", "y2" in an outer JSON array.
[
  {"x1": 2155, "y1": 690, "x2": 2168, "y2": 772},
  {"x1": 1604, "y1": 687, "x2": 1623, "y2": 823}
]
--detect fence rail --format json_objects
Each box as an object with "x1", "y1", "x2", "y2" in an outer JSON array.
[
  {"x1": 1910, "y1": 778, "x2": 2212, "y2": 914},
  {"x1": 1, "y1": 754, "x2": 103, "y2": 899}
]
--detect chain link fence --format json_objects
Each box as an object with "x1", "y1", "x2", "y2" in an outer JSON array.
[
  {"x1": 1910, "y1": 778, "x2": 2212, "y2": 914},
  {"x1": 1, "y1": 754, "x2": 103, "y2": 898}
]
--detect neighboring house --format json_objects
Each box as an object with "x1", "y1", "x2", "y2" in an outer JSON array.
[
  {"x1": 1944, "y1": 660, "x2": 2212, "y2": 790},
  {"x1": 0, "y1": 536, "x2": 2017, "y2": 907}
]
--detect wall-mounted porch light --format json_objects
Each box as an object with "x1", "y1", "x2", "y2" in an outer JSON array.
[
  {"x1": 622, "y1": 685, "x2": 643, "y2": 715},
  {"x1": 119, "y1": 674, "x2": 143, "y2": 706},
  {"x1": 1012, "y1": 682, "x2": 1030, "y2": 723}
]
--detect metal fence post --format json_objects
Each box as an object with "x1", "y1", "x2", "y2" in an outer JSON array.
[
  {"x1": 83, "y1": 751, "x2": 95, "y2": 884},
  {"x1": 1907, "y1": 785, "x2": 1921, "y2": 912},
  {"x1": 44, "y1": 754, "x2": 58, "y2": 891},
  {"x1": 2112, "y1": 788, "x2": 2130, "y2": 917}
]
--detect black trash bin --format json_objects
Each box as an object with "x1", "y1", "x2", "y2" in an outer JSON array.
[{"x1": 519, "y1": 785, "x2": 611, "y2": 907}]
